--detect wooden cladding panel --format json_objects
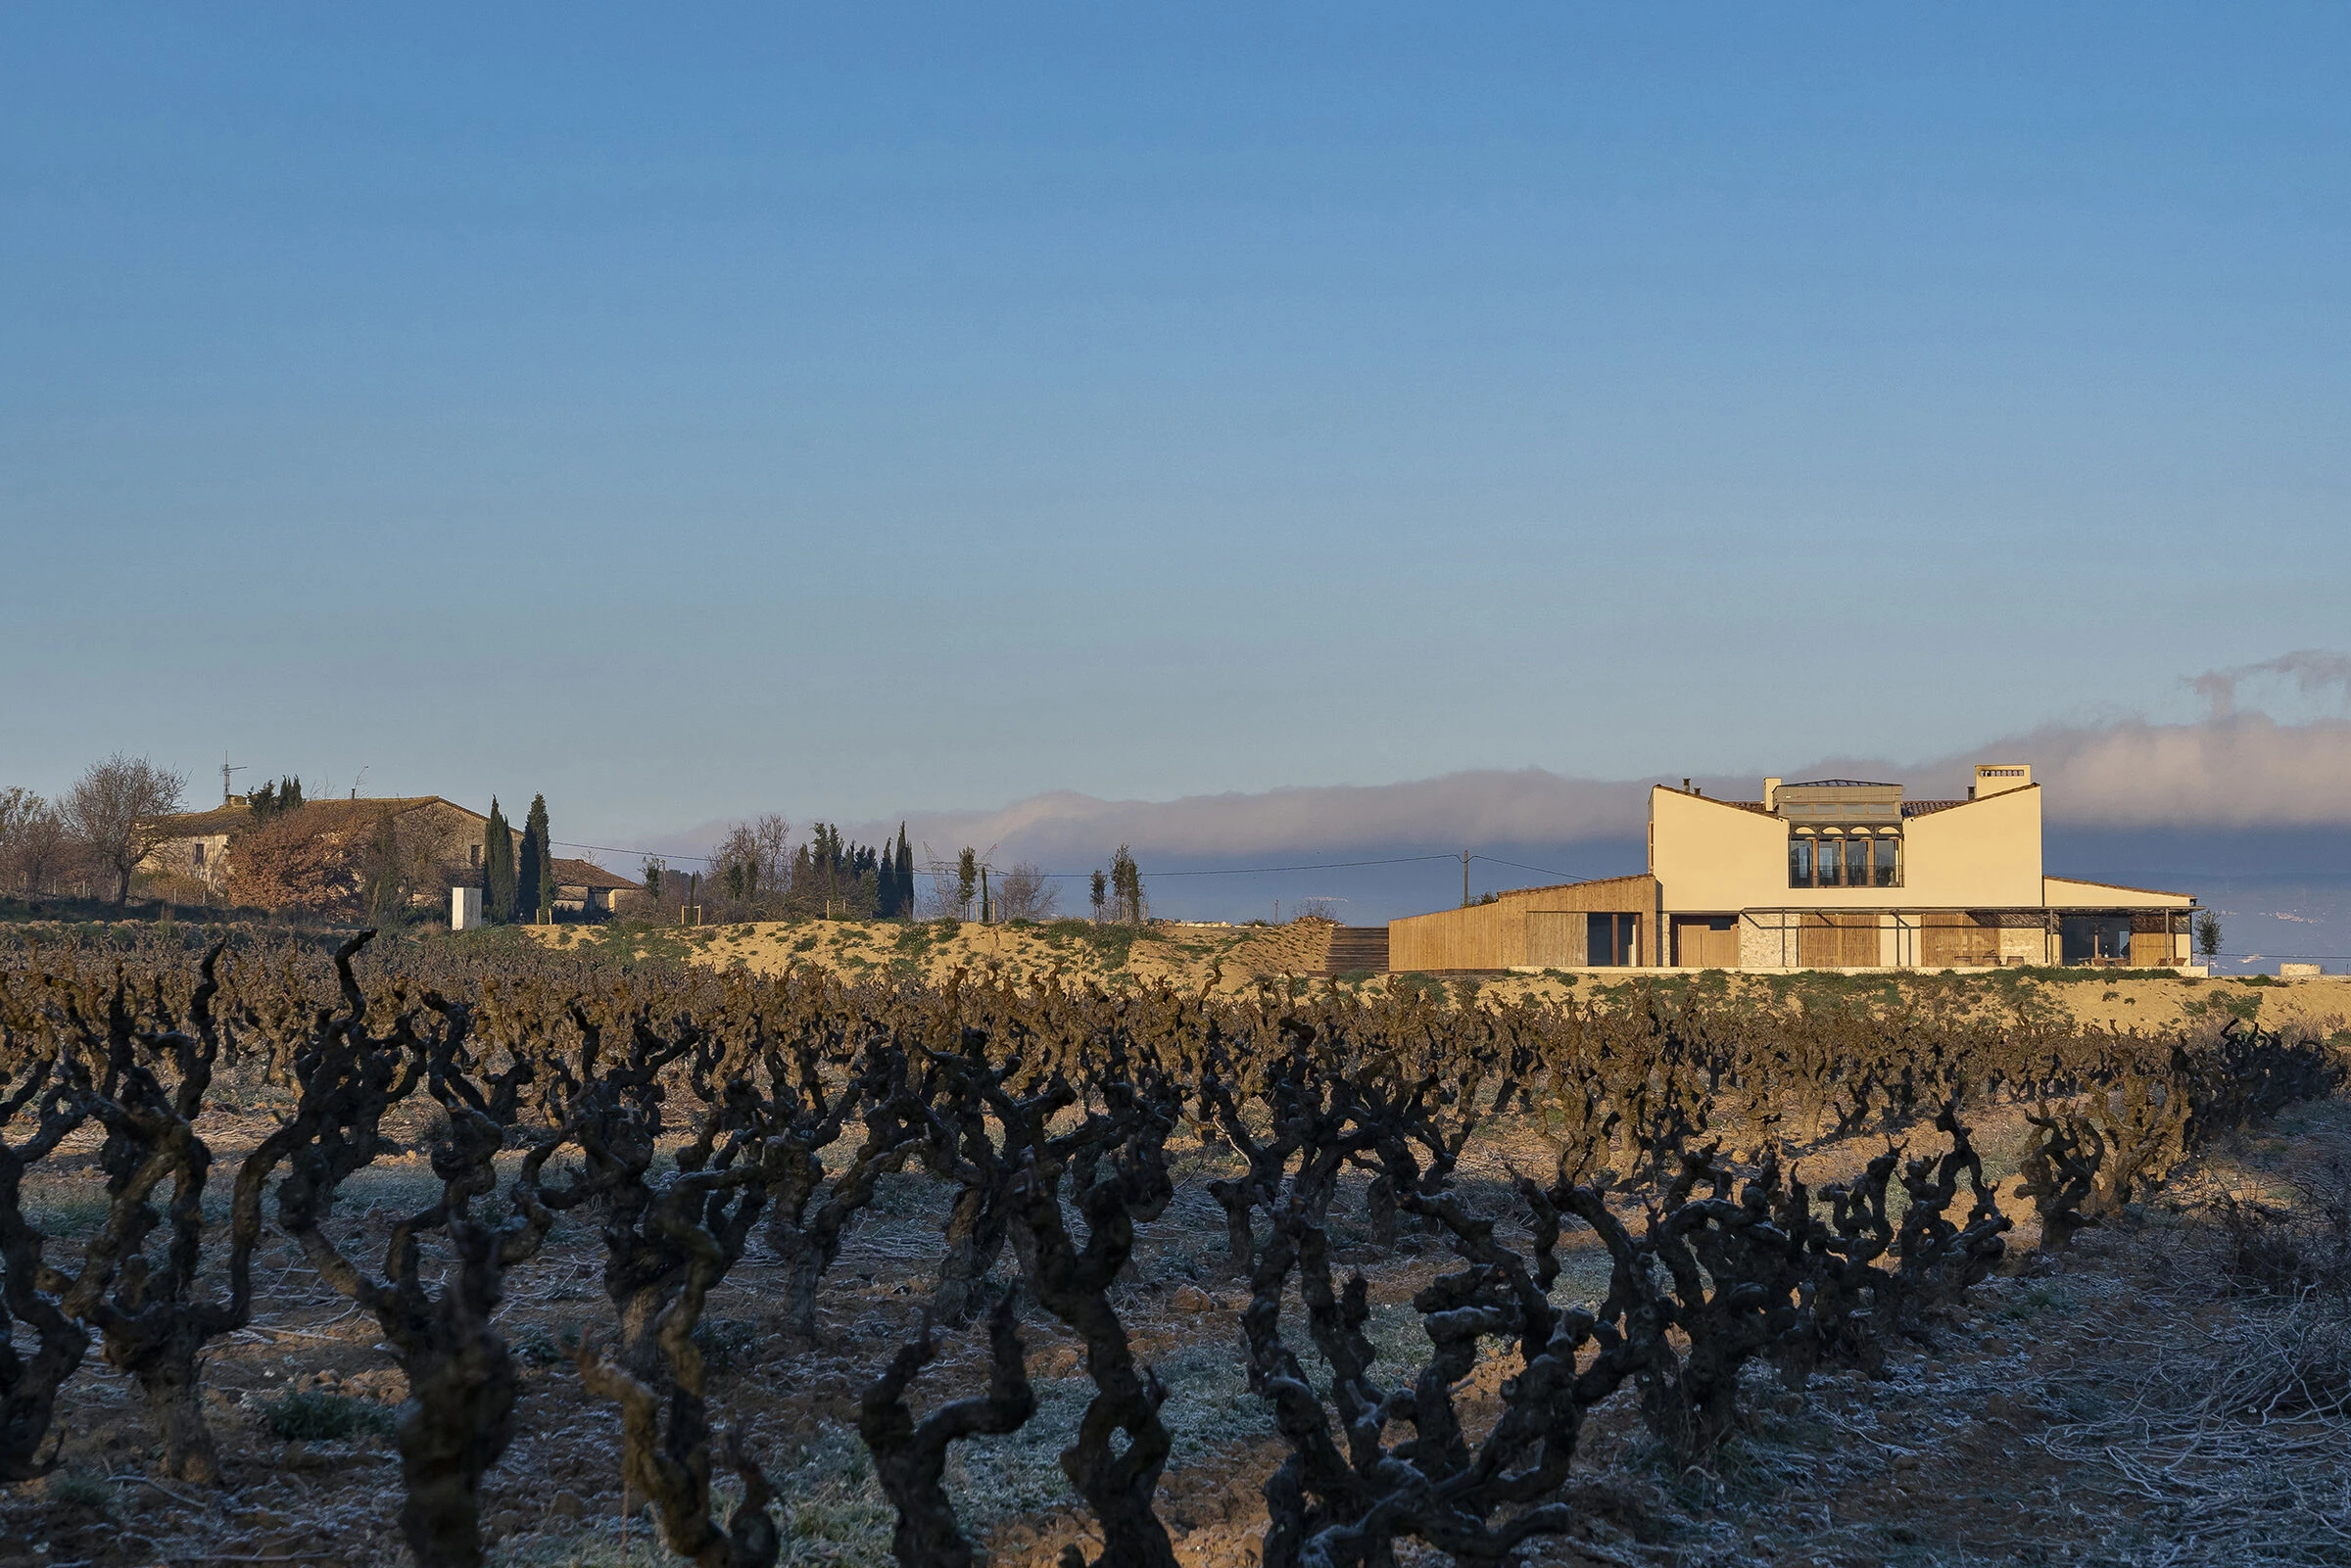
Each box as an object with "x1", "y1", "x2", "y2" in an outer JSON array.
[
  {"x1": 1797, "y1": 913, "x2": 1881, "y2": 968},
  {"x1": 1387, "y1": 875, "x2": 1656, "y2": 972},
  {"x1": 1920, "y1": 912, "x2": 1998, "y2": 968},
  {"x1": 1524, "y1": 912, "x2": 1585, "y2": 967},
  {"x1": 1389, "y1": 901, "x2": 1517, "y2": 971},
  {"x1": 1672, "y1": 917, "x2": 1740, "y2": 969}
]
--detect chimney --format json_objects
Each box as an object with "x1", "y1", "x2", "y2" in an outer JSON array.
[
  {"x1": 1972, "y1": 763, "x2": 2033, "y2": 800},
  {"x1": 1763, "y1": 777, "x2": 1782, "y2": 811},
  {"x1": 1682, "y1": 778, "x2": 1692, "y2": 793}
]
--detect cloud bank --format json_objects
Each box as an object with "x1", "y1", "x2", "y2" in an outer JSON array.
[
  {"x1": 857, "y1": 713, "x2": 2351, "y2": 872},
  {"x1": 624, "y1": 653, "x2": 2351, "y2": 872}
]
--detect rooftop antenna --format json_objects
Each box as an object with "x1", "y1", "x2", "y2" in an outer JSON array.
[{"x1": 219, "y1": 751, "x2": 246, "y2": 807}]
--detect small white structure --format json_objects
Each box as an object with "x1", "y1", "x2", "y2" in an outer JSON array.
[
  {"x1": 2280, "y1": 962, "x2": 2322, "y2": 977},
  {"x1": 452, "y1": 885, "x2": 484, "y2": 931}
]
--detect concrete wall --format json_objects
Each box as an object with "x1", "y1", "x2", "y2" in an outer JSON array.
[
  {"x1": 1650, "y1": 784, "x2": 2045, "y2": 915},
  {"x1": 1878, "y1": 786, "x2": 2044, "y2": 909},
  {"x1": 2041, "y1": 876, "x2": 2192, "y2": 911},
  {"x1": 1649, "y1": 788, "x2": 1785, "y2": 914}
]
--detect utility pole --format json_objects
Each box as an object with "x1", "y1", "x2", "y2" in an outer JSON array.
[
  {"x1": 1461, "y1": 849, "x2": 1471, "y2": 909},
  {"x1": 220, "y1": 751, "x2": 245, "y2": 807}
]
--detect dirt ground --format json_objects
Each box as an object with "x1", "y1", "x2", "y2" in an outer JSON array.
[{"x1": 5, "y1": 1076, "x2": 2347, "y2": 1568}]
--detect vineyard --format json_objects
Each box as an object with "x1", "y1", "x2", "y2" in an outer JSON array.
[{"x1": 0, "y1": 932, "x2": 2346, "y2": 1568}]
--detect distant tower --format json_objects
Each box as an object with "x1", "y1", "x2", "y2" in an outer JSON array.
[{"x1": 219, "y1": 751, "x2": 246, "y2": 806}]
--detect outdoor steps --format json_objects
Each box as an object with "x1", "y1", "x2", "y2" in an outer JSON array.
[{"x1": 1323, "y1": 926, "x2": 1390, "y2": 974}]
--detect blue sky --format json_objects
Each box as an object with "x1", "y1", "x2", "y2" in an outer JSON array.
[{"x1": 5, "y1": 5, "x2": 2349, "y2": 861}]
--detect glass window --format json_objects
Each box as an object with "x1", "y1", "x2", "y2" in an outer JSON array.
[
  {"x1": 1587, "y1": 912, "x2": 1635, "y2": 966},
  {"x1": 1873, "y1": 836, "x2": 1899, "y2": 887},
  {"x1": 1789, "y1": 837, "x2": 1814, "y2": 888},
  {"x1": 1820, "y1": 836, "x2": 1846, "y2": 887},
  {"x1": 2060, "y1": 915, "x2": 2134, "y2": 964}
]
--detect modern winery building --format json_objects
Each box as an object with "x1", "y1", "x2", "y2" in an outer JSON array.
[{"x1": 1388, "y1": 764, "x2": 2196, "y2": 973}]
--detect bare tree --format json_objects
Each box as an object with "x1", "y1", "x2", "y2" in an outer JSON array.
[
  {"x1": 750, "y1": 814, "x2": 791, "y2": 898},
  {"x1": 710, "y1": 824, "x2": 761, "y2": 904},
  {"x1": 355, "y1": 805, "x2": 465, "y2": 919},
  {"x1": 918, "y1": 844, "x2": 963, "y2": 921},
  {"x1": 63, "y1": 754, "x2": 186, "y2": 904},
  {"x1": 0, "y1": 789, "x2": 67, "y2": 896},
  {"x1": 995, "y1": 862, "x2": 1058, "y2": 923},
  {"x1": 8, "y1": 803, "x2": 79, "y2": 898},
  {"x1": 0, "y1": 788, "x2": 39, "y2": 853}
]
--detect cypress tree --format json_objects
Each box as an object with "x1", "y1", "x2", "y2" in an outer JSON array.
[
  {"x1": 894, "y1": 826, "x2": 913, "y2": 919},
  {"x1": 521, "y1": 793, "x2": 553, "y2": 924},
  {"x1": 515, "y1": 821, "x2": 541, "y2": 922},
  {"x1": 482, "y1": 798, "x2": 516, "y2": 923}
]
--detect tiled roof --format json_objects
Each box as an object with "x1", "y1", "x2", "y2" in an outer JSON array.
[
  {"x1": 150, "y1": 795, "x2": 490, "y2": 836},
  {"x1": 1492, "y1": 873, "x2": 1652, "y2": 900},
  {"x1": 1901, "y1": 799, "x2": 1969, "y2": 817},
  {"x1": 552, "y1": 856, "x2": 642, "y2": 892},
  {"x1": 1788, "y1": 779, "x2": 1900, "y2": 789},
  {"x1": 152, "y1": 804, "x2": 252, "y2": 836}
]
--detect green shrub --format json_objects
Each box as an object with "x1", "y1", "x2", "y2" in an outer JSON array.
[
  {"x1": 692, "y1": 1317, "x2": 762, "y2": 1374},
  {"x1": 259, "y1": 1390, "x2": 396, "y2": 1442}
]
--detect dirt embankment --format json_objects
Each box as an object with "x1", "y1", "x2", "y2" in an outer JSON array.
[
  {"x1": 531, "y1": 916, "x2": 1339, "y2": 993},
  {"x1": 531, "y1": 918, "x2": 2351, "y2": 1033}
]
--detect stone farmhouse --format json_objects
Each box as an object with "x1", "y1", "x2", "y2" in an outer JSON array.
[
  {"x1": 143, "y1": 796, "x2": 641, "y2": 915},
  {"x1": 1389, "y1": 763, "x2": 2196, "y2": 973}
]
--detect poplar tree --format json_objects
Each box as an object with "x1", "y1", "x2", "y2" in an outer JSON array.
[
  {"x1": 1109, "y1": 845, "x2": 1142, "y2": 925},
  {"x1": 520, "y1": 793, "x2": 553, "y2": 924},
  {"x1": 956, "y1": 848, "x2": 978, "y2": 921},
  {"x1": 482, "y1": 798, "x2": 516, "y2": 923},
  {"x1": 894, "y1": 827, "x2": 913, "y2": 919},
  {"x1": 876, "y1": 832, "x2": 900, "y2": 918}
]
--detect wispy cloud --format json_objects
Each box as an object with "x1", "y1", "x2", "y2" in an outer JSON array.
[{"x1": 2186, "y1": 648, "x2": 2351, "y2": 720}]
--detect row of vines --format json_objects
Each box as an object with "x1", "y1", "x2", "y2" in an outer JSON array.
[{"x1": 0, "y1": 933, "x2": 2339, "y2": 1567}]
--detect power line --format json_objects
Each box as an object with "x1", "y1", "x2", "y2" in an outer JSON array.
[
  {"x1": 1469, "y1": 855, "x2": 1596, "y2": 882},
  {"x1": 1030, "y1": 853, "x2": 1462, "y2": 879},
  {"x1": 552, "y1": 839, "x2": 713, "y2": 865}
]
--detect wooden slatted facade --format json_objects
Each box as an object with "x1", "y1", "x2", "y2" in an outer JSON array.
[
  {"x1": 1388, "y1": 875, "x2": 1655, "y2": 973},
  {"x1": 1919, "y1": 912, "x2": 1998, "y2": 968},
  {"x1": 1797, "y1": 913, "x2": 1882, "y2": 968}
]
